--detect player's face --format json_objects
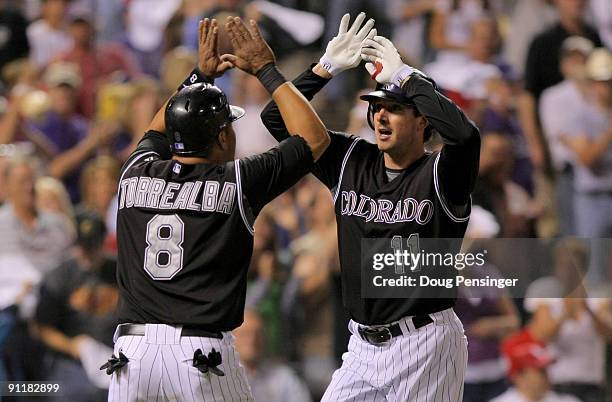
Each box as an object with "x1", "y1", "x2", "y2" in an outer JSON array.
[{"x1": 372, "y1": 100, "x2": 424, "y2": 154}]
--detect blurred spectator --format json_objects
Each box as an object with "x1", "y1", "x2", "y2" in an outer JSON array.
[
  {"x1": 2, "y1": 58, "x2": 40, "y2": 96},
  {"x1": 385, "y1": 0, "x2": 435, "y2": 66},
  {"x1": 492, "y1": 331, "x2": 581, "y2": 402},
  {"x1": 456, "y1": 262, "x2": 520, "y2": 402},
  {"x1": 288, "y1": 185, "x2": 337, "y2": 399},
  {"x1": 233, "y1": 73, "x2": 278, "y2": 158},
  {"x1": 246, "y1": 1, "x2": 324, "y2": 63},
  {"x1": 55, "y1": 16, "x2": 140, "y2": 118},
  {"x1": 518, "y1": 0, "x2": 603, "y2": 173},
  {"x1": 247, "y1": 213, "x2": 286, "y2": 356},
  {"x1": 234, "y1": 308, "x2": 312, "y2": 402},
  {"x1": 69, "y1": 0, "x2": 125, "y2": 42},
  {"x1": 425, "y1": 17, "x2": 509, "y2": 110},
  {"x1": 35, "y1": 210, "x2": 117, "y2": 401},
  {"x1": 345, "y1": 90, "x2": 376, "y2": 144},
  {"x1": 0, "y1": 280, "x2": 31, "y2": 386},
  {"x1": 587, "y1": 0, "x2": 612, "y2": 50},
  {"x1": 524, "y1": 0, "x2": 602, "y2": 101},
  {"x1": 502, "y1": 0, "x2": 557, "y2": 78},
  {"x1": 0, "y1": 156, "x2": 72, "y2": 386},
  {"x1": 525, "y1": 238, "x2": 612, "y2": 402},
  {"x1": 159, "y1": 46, "x2": 197, "y2": 95},
  {"x1": 0, "y1": 1, "x2": 30, "y2": 75},
  {"x1": 429, "y1": 0, "x2": 502, "y2": 64},
  {"x1": 560, "y1": 48, "x2": 612, "y2": 231},
  {"x1": 539, "y1": 36, "x2": 594, "y2": 236},
  {"x1": 0, "y1": 156, "x2": 73, "y2": 275},
  {"x1": 164, "y1": 0, "x2": 226, "y2": 52},
  {"x1": 26, "y1": 0, "x2": 73, "y2": 68},
  {"x1": 124, "y1": 0, "x2": 181, "y2": 77},
  {"x1": 77, "y1": 155, "x2": 118, "y2": 220},
  {"x1": 0, "y1": 59, "x2": 62, "y2": 158},
  {"x1": 31, "y1": 62, "x2": 118, "y2": 202},
  {"x1": 481, "y1": 76, "x2": 534, "y2": 193},
  {"x1": 36, "y1": 175, "x2": 75, "y2": 226},
  {"x1": 473, "y1": 132, "x2": 540, "y2": 236},
  {"x1": 0, "y1": 154, "x2": 9, "y2": 204},
  {"x1": 112, "y1": 77, "x2": 162, "y2": 161}
]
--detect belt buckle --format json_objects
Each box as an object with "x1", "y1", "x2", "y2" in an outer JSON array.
[{"x1": 361, "y1": 326, "x2": 392, "y2": 345}]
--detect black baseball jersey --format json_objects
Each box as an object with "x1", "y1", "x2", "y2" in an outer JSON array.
[
  {"x1": 261, "y1": 68, "x2": 480, "y2": 325},
  {"x1": 115, "y1": 131, "x2": 313, "y2": 331}
]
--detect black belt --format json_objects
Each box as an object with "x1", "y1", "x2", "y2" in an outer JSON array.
[
  {"x1": 358, "y1": 315, "x2": 433, "y2": 346},
  {"x1": 116, "y1": 324, "x2": 223, "y2": 339}
]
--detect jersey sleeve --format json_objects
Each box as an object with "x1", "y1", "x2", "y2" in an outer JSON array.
[
  {"x1": 119, "y1": 130, "x2": 171, "y2": 180},
  {"x1": 236, "y1": 135, "x2": 314, "y2": 214},
  {"x1": 311, "y1": 131, "x2": 362, "y2": 193},
  {"x1": 260, "y1": 64, "x2": 330, "y2": 143},
  {"x1": 405, "y1": 74, "x2": 480, "y2": 215}
]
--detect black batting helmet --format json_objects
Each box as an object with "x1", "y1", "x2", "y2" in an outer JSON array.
[
  {"x1": 360, "y1": 82, "x2": 434, "y2": 142},
  {"x1": 165, "y1": 83, "x2": 245, "y2": 156}
]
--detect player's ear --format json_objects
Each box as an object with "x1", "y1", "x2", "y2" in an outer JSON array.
[
  {"x1": 217, "y1": 128, "x2": 229, "y2": 150},
  {"x1": 417, "y1": 116, "x2": 429, "y2": 131}
]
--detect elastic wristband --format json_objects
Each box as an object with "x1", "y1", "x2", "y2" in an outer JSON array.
[
  {"x1": 255, "y1": 63, "x2": 287, "y2": 94},
  {"x1": 390, "y1": 64, "x2": 416, "y2": 88},
  {"x1": 178, "y1": 67, "x2": 213, "y2": 91},
  {"x1": 318, "y1": 54, "x2": 339, "y2": 76}
]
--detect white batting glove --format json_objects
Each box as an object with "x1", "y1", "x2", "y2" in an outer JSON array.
[
  {"x1": 361, "y1": 35, "x2": 423, "y2": 86},
  {"x1": 318, "y1": 12, "x2": 376, "y2": 76}
]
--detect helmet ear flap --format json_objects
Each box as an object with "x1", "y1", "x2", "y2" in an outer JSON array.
[{"x1": 367, "y1": 103, "x2": 375, "y2": 130}]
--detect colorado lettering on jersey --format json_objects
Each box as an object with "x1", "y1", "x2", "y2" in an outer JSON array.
[
  {"x1": 118, "y1": 176, "x2": 236, "y2": 214},
  {"x1": 340, "y1": 190, "x2": 434, "y2": 225}
]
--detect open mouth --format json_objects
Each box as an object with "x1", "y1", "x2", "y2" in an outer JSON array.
[{"x1": 377, "y1": 127, "x2": 393, "y2": 140}]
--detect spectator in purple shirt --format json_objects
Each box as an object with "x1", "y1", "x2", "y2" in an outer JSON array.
[{"x1": 29, "y1": 63, "x2": 117, "y2": 202}]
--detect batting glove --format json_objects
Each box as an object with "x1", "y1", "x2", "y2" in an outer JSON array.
[
  {"x1": 318, "y1": 12, "x2": 376, "y2": 76},
  {"x1": 361, "y1": 35, "x2": 426, "y2": 86}
]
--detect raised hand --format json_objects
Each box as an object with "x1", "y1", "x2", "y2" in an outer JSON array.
[
  {"x1": 221, "y1": 16, "x2": 275, "y2": 75},
  {"x1": 319, "y1": 12, "x2": 376, "y2": 76},
  {"x1": 197, "y1": 18, "x2": 233, "y2": 78},
  {"x1": 361, "y1": 35, "x2": 409, "y2": 85}
]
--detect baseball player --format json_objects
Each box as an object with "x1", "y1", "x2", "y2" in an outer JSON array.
[
  {"x1": 105, "y1": 17, "x2": 329, "y2": 401},
  {"x1": 261, "y1": 13, "x2": 480, "y2": 401}
]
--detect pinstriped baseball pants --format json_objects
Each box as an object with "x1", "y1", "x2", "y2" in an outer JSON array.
[
  {"x1": 322, "y1": 308, "x2": 468, "y2": 402},
  {"x1": 107, "y1": 324, "x2": 253, "y2": 401}
]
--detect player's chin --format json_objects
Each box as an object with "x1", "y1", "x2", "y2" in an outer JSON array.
[{"x1": 375, "y1": 137, "x2": 394, "y2": 152}]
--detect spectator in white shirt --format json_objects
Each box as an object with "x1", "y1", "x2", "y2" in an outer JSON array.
[
  {"x1": 539, "y1": 36, "x2": 594, "y2": 236},
  {"x1": 525, "y1": 238, "x2": 612, "y2": 402},
  {"x1": 26, "y1": 0, "x2": 72, "y2": 68},
  {"x1": 561, "y1": 48, "x2": 612, "y2": 283}
]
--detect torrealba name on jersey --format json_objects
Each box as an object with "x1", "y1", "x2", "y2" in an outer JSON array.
[
  {"x1": 340, "y1": 190, "x2": 434, "y2": 225},
  {"x1": 118, "y1": 176, "x2": 236, "y2": 213}
]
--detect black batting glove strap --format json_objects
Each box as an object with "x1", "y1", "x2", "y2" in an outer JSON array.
[
  {"x1": 192, "y1": 348, "x2": 225, "y2": 376},
  {"x1": 100, "y1": 351, "x2": 129, "y2": 375},
  {"x1": 256, "y1": 63, "x2": 287, "y2": 95},
  {"x1": 178, "y1": 67, "x2": 214, "y2": 91}
]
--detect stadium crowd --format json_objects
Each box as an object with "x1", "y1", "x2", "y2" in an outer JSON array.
[{"x1": 0, "y1": 0, "x2": 610, "y2": 401}]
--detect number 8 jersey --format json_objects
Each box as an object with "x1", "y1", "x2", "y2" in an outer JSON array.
[{"x1": 115, "y1": 130, "x2": 314, "y2": 331}]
